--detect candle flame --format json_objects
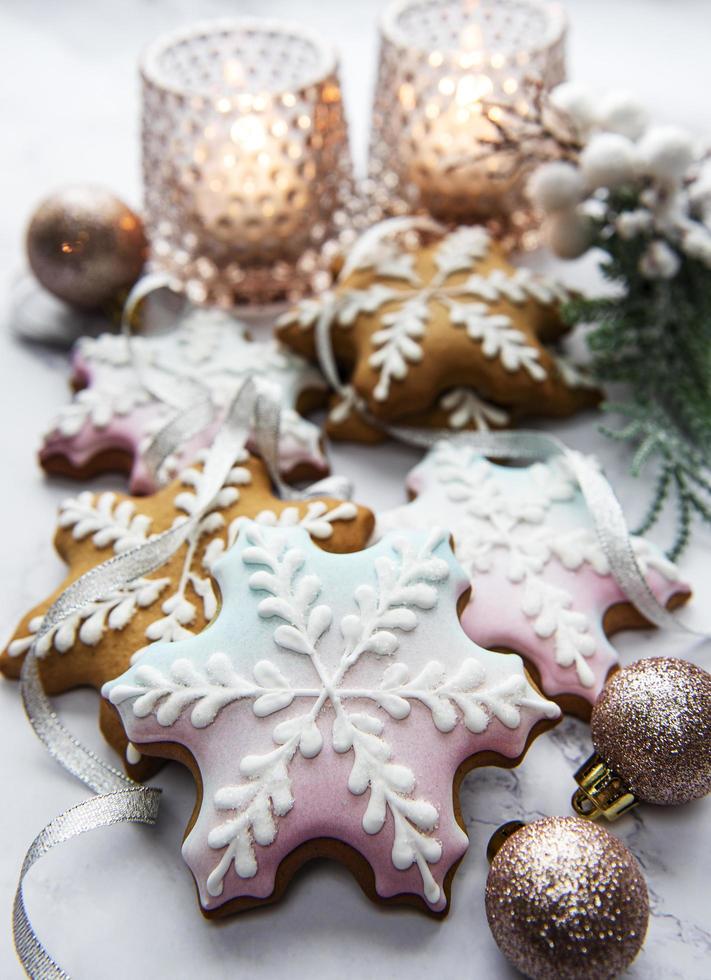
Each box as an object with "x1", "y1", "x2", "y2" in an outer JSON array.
[
  {"x1": 230, "y1": 115, "x2": 267, "y2": 153},
  {"x1": 456, "y1": 74, "x2": 493, "y2": 108}
]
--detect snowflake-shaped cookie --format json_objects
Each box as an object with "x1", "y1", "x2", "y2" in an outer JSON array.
[
  {"x1": 277, "y1": 225, "x2": 600, "y2": 439},
  {"x1": 377, "y1": 442, "x2": 691, "y2": 711},
  {"x1": 104, "y1": 522, "x2": 559, "y2": 914},
  {"x1": 40, "y1": 307, "x2": 329, "y2": 492},
  {"x1": 1, "y1": 453, "x2": 373, "y2": 779}
]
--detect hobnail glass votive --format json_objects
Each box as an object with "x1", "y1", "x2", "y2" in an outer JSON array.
[
  {"x1": 369, "y1": 0, "x2": 567, "y2": 243},
  {"x1": 141, "y1": 19, "x2": 354, "y2": 305}
]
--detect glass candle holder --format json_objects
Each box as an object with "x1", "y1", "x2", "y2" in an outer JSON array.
[
  {"x1": 141, "y1": 19, "x2": 354, "y2": 305},
  {"x1": 369, "y1": 0, "x2": 567, "y2": 242}
]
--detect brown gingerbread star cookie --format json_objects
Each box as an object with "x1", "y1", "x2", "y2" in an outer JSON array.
[
  {"x1": 1, "y1": 451, "x2": 374, "y2": 780},
  {"x1": 277, "y1": 224, "x2": 600, "y2": 438}
]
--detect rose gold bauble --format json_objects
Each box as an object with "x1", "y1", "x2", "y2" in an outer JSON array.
[
  {"x1": 591, "y1": 657, "x2": 711, "y2": 806},
  {"x1": 26, "y1": 186, "x2": 147, "y2": 309},
  {"x1": 486, "y1": 817, "x2": 649, "y2": 980}
]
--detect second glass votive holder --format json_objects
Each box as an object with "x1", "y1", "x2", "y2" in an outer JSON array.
[{"x1": 369, "y1": 0, "x2": 567, "y2": 243}]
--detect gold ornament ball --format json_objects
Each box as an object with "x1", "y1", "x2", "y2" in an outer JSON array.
[
  {"x1": 592, "y1": 657, "x2": 711, "y2": 806},
  {"x1": 26, "y1": 186, "x2": 147, "y2": 310},
  {"x1": 485, "y1": 817, "x2": 649, "y2": 980}
]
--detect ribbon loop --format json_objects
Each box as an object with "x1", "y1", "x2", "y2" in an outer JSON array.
[
  {"x1": 303, "y1": 474, "x2": 354, "y2": 501},
  {"x1": 14, "y1": 785, "x2": 161, "y2": 980},
  {"x1": 21, "y1": 654, "x2": 135, "y2": 798},
  {"x1": 120, "y1": 272, "x2": 212, "y2": 412}
]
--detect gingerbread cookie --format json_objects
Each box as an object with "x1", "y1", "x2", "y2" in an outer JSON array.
[
  {"x1": 326, "y1": 353, "x2": 599, "y2": 444},
  {"x1": 104, "y1": 522, "x2": 560, "y2": 915},
  {"x1": 40, "y1": 307, "x2": 329, "y2": 492},
  {"x1": 1, "y1": 453, "x2": 373, "y2": 779},
  {"x1": 376, "y1": 441, "x2": 690, "y2": 714},
  {"x1": 277, "y1": 225, "x2": 600, "y2": 439}
]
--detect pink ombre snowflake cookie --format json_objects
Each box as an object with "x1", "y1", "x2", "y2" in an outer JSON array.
[
  {"x1": 377, "y1": 442, "x2": 691, "y2": 713},
  {"x1": 40, "y1": 308, "x2": 329, "y2": 492},
  {"x1": 104, "y1": 521, "x2": 559, "y2": 915}
]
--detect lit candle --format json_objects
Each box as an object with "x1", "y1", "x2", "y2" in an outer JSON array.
[
  {"x1": 142, "y1": 19, "x2": 353, "y2": 304},
  {"x1": 370, "y1": 0, "x2": 567, "y2": 237},
  {"x1": 191, "y1": 98, "x2": 314, "y2": 260},
  {"x1": 407, "y1": 69, "x2": 522, "y2": 221}
]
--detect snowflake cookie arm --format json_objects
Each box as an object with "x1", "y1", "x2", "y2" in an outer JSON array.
[
  {"x1": 1, "y1": 484, "x2": 168, "y2": 672},
  {"x1": 56, "y1": 490, "x2": 153, "y2": 556},
  {"x1": 276, "y1": 289, "x2": 367, "y2": 368},
  {"x1": 40, "y1": 338, "x2": 160, "y2": 459},
  {"x1": 42, "y1": 374, "x2": 153, "y2": 440}
]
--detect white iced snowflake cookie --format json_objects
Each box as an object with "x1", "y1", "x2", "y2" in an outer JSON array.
[
  {"x1": 376, "y1": 441, "x2": 690, "y2": 709},
  {"x1": 103, "y1": 521, "x2": 559, "y2": 915},
  {"x1": 40, "y1": 307, "x2": 330, "y2": 492}
]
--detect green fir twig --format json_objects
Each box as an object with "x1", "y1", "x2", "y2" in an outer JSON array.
[{"x1": 563, "y1": 215, "x2": 711, "y2": 558}]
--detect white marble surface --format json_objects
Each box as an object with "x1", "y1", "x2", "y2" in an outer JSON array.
[{"x1": 1, "y1": 1, "x2": 711, "y2": 977}]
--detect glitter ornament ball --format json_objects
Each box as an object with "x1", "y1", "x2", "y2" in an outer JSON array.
[
  {"x1": 485, "y1": 817, "x2": 649, "y2": 980},
  {"x1": 590, "y1": 658, "x2": 711, "y2": 807},
  {"x1": 26, "y1": 186, "x2": 147, "y2": 310}
]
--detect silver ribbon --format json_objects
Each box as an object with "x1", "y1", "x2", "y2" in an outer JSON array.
[
  {"x1": 14, "y1": 788, "x2": 161, "y2": 980},
  {"x1": 120, "y1": 271, "x2": 210, "y2": 411},
  {"x1": 13, "y1": 690, "x2": 161, "y2": 980},
  {"x1": 120, "y1": 273, "x2": 222, "y2": 484},
  {"x1": 15, "y1": 644, "x2": 161, "y2": 978},
  {"x1": 313, "y1": 216, "x2": 700, "y2": 637},
  {"x1": 14, "y1": 371, "x2": 350, "y2": 978}
]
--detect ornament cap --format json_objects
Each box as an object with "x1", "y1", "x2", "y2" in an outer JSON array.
[
  {"x1": 486, "y1": 820, "x2": 526, "y2": 862},
  {"x1": 572, "y1": 751, "x2": 638, "y2": 821}
]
